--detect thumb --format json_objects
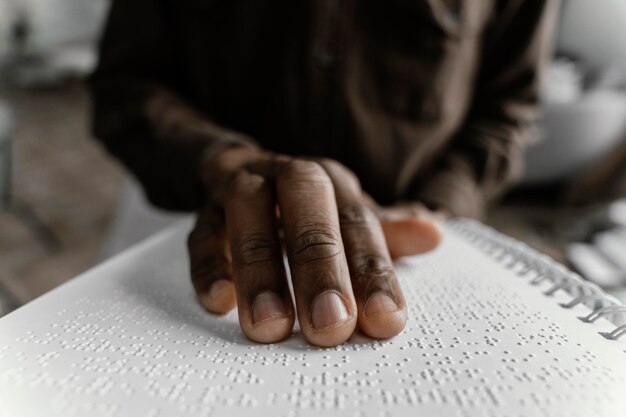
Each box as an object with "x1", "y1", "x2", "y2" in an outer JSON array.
[
  {"x1": 376, "y1": 203, "x2": 445, "y2": 259},
  {"x1": 381, "y1": 217, "x2": 443, "y2": 259}
]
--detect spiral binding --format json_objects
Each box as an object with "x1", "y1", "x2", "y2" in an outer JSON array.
[{"x1": 448, "y1": 218, "x2": 626, "y2": 342}]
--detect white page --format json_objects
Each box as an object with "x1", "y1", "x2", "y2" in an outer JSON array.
[{"x1": 1, "y1": 219, "x2": 625, "y2": 417}]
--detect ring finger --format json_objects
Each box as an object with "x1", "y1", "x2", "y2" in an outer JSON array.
[{"x1": 317, "y1": 159, "x2": 407, "y2": 339}]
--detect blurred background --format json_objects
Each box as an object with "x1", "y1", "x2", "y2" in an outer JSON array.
[{"x1": 1, "y1": 0, "x2": 626, "y2": 316}]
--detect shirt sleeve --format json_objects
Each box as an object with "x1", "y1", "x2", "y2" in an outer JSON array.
[
  {"x1": 89, "y1": 0, "x2": 255, "y2": 211},
  {"x1": 415, "y1": 0, "x2": 560, "y2": 219}
]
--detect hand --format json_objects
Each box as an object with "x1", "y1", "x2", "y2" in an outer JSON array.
[{"x1": 188, "y1": 145, "x2": 444, "y2": 347}]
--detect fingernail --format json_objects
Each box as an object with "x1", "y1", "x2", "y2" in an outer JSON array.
[
  {"x1": 199, "y1": 279, "x2": 235, "y2": 313},
  {"x1": 364, "y1": 292, "x2": 399, "y2": 317},
  {"x1": 252, "y1": 291, "x2": 288, "y2": 324},
  {"x1": 311, "y1": 291, "x2": 349, "y2": 330}
]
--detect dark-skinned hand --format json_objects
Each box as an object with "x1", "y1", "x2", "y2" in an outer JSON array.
[{"x1": 188, "y1": 145, "x2": 444, "y2": 347}]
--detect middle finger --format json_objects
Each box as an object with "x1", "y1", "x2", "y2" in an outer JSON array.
[{"x1": 260, "y1": 158, "x2": 358, "y2": 347}]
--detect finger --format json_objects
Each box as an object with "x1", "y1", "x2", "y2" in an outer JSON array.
[
  {"x1": 225, "y1": 171, "x2": 295, "y2": 343},
  {"x1": 378, "y1": 202, "x2": 447, "y2": 223},
  {"x1": 187, "y1": 205, "x2": 236, "y2": 315},
  {"x1": 318, "y1": 159, "x2": 407, "y2": 339},
  {"x1": 200, "y1": 145, "x2": 265, "y2": 205},
  {"x1": 254, "y1": 159, "x2": 357, "y2": 347},
  {"x1": 381, "y1": 219, "x2": 442, "y2": 258},
  {"x1": 378, "y1": 203, "x2": 444, "y2": 259}
]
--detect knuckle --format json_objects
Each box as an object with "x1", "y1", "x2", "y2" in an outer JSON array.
[
  {"x1": 339, "y1": 204, "x2": 377, "y2": 227},
  {"x1": 319, "y1": 158, "x2": 357, "y2": 180},
  {"x1": 190, "y1": 257, "x2": 215, "y2": 279},
  {"x1": 315, "y1": 157, "x2": 342, "y2": 173},
  {"x1": 351, "y1": 253, "x2": 395, "y2": 285},
  {"x1": 291, "y1": 227, "x2": 342, "y2": 264},
  {"x1": 232, "y1": 233, "x2": 279, "y2": 266},
  {"x1": 187, "y1": 226, "x2": 219, "y2": 254},
  {"x1": 190, "y1": 256, "x2": 230, "y2": 285},
  {"x1": 228, "y1": 171, "x2": 267, "y2": 199},
  {"x1": 317, "y1": 158, "x2": 360, "y2": 187},
  {"x1": 280, "y1": 160, "x2": 330, "y2": 184},
  {"x1": 187, "y1": 228, "x2": 209, "y2": 251},
  {"x1": 344, "y1": 171, "x2": 361, "y2": 191}
]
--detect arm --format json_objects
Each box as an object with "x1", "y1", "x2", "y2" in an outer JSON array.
[
  {"x1": 90, "y1": 0, "x2": 442, "y2": 347},
  {"x1": 89, "y1": 0, "x2": 255, "y2": 211},
  {"x1": 416, "y1": 0, "x2": 560, "y2": 219}
]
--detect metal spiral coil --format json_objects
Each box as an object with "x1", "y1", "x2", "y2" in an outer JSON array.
[{"x1": 449, "y1": 218, "x2": 626, "y2": 342}]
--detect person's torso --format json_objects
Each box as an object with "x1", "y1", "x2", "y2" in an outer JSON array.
[{"x1": 170, "y1": 0, "x2": 491, "y2": 204}]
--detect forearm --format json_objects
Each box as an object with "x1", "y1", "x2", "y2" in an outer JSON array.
[
  {"x1": 90, "y1": 81, "x2": 256, "y2": 210},
  {"x1": 89, "y1": 0, "x2": 256, "y2": 211},
  {"x1": 415, "y1": 0, "x2": 559, "y2": 219}
]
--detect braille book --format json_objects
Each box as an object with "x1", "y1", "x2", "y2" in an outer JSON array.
[{"x1": 1, "y1": 219, "x2": 625, "y2": 417}]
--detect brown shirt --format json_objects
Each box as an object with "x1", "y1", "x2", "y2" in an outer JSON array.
[{"x1": 90, "y1": 0, "x2": 559, "y2": 218}]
